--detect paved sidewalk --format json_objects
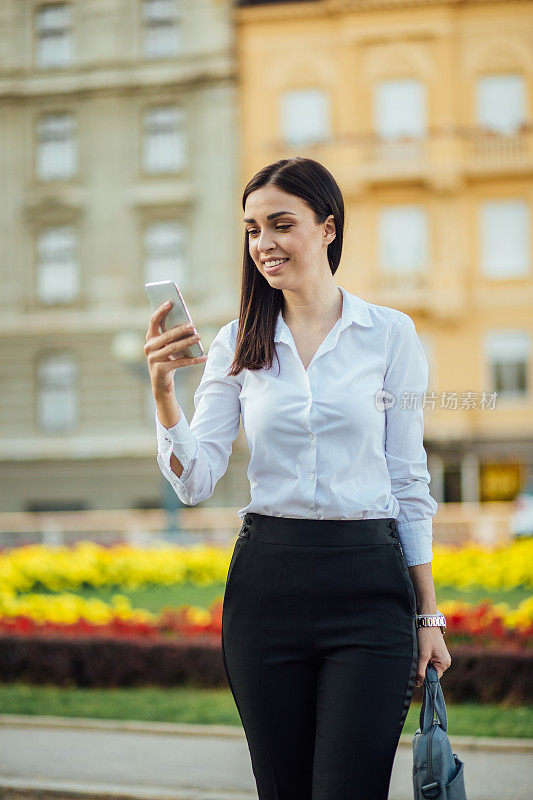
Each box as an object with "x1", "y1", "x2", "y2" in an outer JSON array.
[{"x1": 0, "y1": 715, "x2": 532, "y2": 800}]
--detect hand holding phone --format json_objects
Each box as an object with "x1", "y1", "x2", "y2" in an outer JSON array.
[
  {"x1": 144, "y1": 281, "x2": 208, "y2": 398},
  {"x1": 145, "y1": 281, "x2": 204, "y2": 354}
]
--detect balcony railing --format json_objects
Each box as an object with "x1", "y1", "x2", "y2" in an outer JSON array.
[
  {"x1": 463, "y1": 125, "x2": 532, "y2": 163},
  {"x1": 0, "y1": 503, "x2": 518, "y2": 551},
  {"x1": 267, "y1": 124, "x2": 533, "y2": 185}
]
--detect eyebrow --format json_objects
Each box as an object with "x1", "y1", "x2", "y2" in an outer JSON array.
[{"x1": 243, "y1": 211, "x2": 297, "y2": 224}]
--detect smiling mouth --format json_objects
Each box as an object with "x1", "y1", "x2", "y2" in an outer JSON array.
[{"x1": 264, "y1": 258, "x2": 289, "y2": 274}]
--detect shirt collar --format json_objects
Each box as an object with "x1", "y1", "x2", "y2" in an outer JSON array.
[{"x1": 274, "y1": 286, "x2": 374, "y2": 343}]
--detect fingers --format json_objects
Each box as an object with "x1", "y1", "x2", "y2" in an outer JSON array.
[
  {"x1": 144, "y1": 315, "x2": 208, "y2": 371},
  {"x1": 145, "y1": 302, "x2": 201, "y2": 356},
  {"x1": 415, "y1": 657, "x2": 451, "y2": 686},
  {"x1": 146, "y1": 300, "x2": 173, "y2": 341},
  {"x1": 415, "y1": 655, "x2": 429, "y2": 686},
  {"x1": 157, "y1": 331, "x2": 204, "y2": 362},
  {"x1": 164, "y1": 354, "x2": 208, "y2": 369}
]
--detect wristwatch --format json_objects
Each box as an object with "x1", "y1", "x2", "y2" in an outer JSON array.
[{"x1": 415, "y1": 609, "x2": 446, "y2": 634}]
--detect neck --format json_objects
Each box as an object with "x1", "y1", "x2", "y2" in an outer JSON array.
[{"x1": 282, "y1": 284, "x2": 343, "y2": 328}]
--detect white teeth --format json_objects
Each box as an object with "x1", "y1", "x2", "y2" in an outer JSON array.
[{"x1": 265, "y1": 258, "x2": 288, "y2": 268}]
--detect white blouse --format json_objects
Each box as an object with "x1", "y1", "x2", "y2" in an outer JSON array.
[{"x1": 155, "y1": 285, "x2": 438, "y2": 566}]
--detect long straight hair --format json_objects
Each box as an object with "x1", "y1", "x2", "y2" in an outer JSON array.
[{"x1": 227, "y1": 157, "x2": 345, "y2": 377}]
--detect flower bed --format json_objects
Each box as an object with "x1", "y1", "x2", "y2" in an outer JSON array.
[
  {"x1": 0, "y1": 597, "x2": 531, "y2": 650},
  {"x1": 1, "y1": 538, "x2": 531, "y2": 594},
  {"x1": 0, "y1": 538, "x2": 530, "y2": 699}
]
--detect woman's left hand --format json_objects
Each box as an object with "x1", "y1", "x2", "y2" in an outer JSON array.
[{"x1": 415, "y1": 628, "x2": 452, "y2": 686}]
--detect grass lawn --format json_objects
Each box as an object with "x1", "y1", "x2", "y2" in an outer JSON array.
[
  {"x1": 34, "y1": 583, "x2": 532, "y2": 613},
  {"x1": 0, "y1": 682, "x2": 532, "y2": 738}
]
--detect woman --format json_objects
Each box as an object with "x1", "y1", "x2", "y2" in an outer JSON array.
[{"x1": 144, "y1": 157, "x2": 452, "y2": 800}]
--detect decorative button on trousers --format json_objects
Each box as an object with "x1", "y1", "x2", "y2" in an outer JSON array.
[{"x1": 222, "y1": 512, "x2": 418, "y2": 800}]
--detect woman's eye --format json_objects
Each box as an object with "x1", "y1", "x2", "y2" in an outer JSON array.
[{"x1": 247, "y1": 225, "x2": 292, "y2": 237}]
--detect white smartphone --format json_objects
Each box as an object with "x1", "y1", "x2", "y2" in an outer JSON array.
[{"x1": 144, "y1": 280, "x2": 204, "y2": 359}]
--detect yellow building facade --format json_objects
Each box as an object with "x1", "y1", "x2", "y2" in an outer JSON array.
[{"x1": 236, "y1": 0, "x2": 533, "y2": 504}]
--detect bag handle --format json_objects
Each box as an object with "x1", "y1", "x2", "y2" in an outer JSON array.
[{"x1": 419, "y1": 663, "x2": 448, "y2": 734}]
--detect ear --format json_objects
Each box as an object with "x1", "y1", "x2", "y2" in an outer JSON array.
[{"x1": 323, "y1": 214, "x2": 336, "y2": 245}]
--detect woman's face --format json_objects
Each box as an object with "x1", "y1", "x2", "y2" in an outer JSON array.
[{"x1": 243, "y1": 185, "x2": 335, "y2": 289}]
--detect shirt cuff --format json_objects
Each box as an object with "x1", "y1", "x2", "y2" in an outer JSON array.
[
  {"x1": 155, "y1": 407, "x2": 199, "y2": 474},
  {"x1": 395, "y1": 517, "x2": 433, "y2": 567}
]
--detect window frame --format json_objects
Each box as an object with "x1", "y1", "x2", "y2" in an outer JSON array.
[
  {"x1": 479, "y1": 198, "x2": 530, "y2": 281},
  {"x1": 143, "y1": 218, "x2": 188, "y2": 287},
  {"x1": 35, "y1": 110, "x2": 77, "y2": 182},
  {"x1": 141, "y1": 104, "x2": 188, "y2": 175},
  {"x1": 141, "y1": 0, "x2": 183, "y2": 60},
  {"x1": 35, "y1": 2, "x2": 73, "y2": 71},
  {"x1": 35, "y1": 224, "x2": 80, "y2": 306},
  {"x1": 279, "y1": 88, "x2": 332, "y2": 148}
]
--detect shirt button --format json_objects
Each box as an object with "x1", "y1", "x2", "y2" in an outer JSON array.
[
  {"x1": 310, "y1": 473, "x2": 315, "y2": 480},
  {"x1": 307, "y1": 510, "x2": 314, "y2": 519},
  {"x1": 308, "y1": 432, "x2": 315, "y2": 440},
  {"x1": 307, "y1": 397, "x2": 312, "y2": 405}
]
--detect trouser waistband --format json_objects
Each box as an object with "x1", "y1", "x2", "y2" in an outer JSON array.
[{"x1": 239, "y1": 512, "x2": 400, "y2": 547}]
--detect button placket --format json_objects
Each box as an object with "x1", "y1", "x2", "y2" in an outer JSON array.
[{"x1": 301, "y1": 372, "x2": 317, "y2": 481}]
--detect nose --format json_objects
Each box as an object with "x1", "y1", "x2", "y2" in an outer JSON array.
[{"x1": 257, "y1": 229, "x2": 276, "y2": 254}]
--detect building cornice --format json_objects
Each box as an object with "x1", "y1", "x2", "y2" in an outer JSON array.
[
  {"x1": 0, "y1": 52, "x2": 235, "y2": 101},
  {"x1": 0, "y1": 301, "x2": 239, "y2": 338},
  {"x1": 0, "y1": 434, "x2": 159, "y2": 462},
  {"x1": 237, "y1": 0, "x2": 531, "y2": 23}
]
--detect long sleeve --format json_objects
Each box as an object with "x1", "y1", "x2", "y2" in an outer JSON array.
[
  {"x1": 155, "y1": 322, "x2": 242, "y2": 506},
  {"x1": 383, "y1": 312, "x2": 438, "y2": 566}
]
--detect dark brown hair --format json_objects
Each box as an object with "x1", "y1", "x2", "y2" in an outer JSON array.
[{"x1": 227, "y1": 156, "x2": 345, "y2": 377}]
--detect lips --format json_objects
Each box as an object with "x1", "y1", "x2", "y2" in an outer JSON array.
[{"x1": 264, "y1": 258, "x2": 289, "y2": 275}]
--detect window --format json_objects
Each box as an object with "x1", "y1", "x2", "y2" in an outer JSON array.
[
  {"x1": 485, "y1": 331, "x2": 529, "y2": 398},
  {"x1": 37, "y1": 226, "x2": 79, "y2": 304},
  {"x1": 37, "y1": 353, "x2": 78, "y2": 432},
  {"x1": 479, "y1": 199, "x2": 530, "y2": 279},
  {"x1": 280, "y1": 89, "x2": 331, "y2": 147},
  {"x1": 375, "y1": 79, "x2": 426, "y2": 141},
  {"x1": 378, "y1": 205, "x2": 429, "y2": 274},
  {"x1": 143, "y1": 0, "x2": 182, "y2": 59},
  {"x1": 476, "y1": 74, "x2": 526, "y2": 135},
  {"x1": 143, "y1": 106, "x2": 186, "y2": 173},
  {"x1": 144, "y1": 221, "x2": 187, "y2": 284},
  {"x1": 37, "y1": 112, "x2": 76, "y2": 180},
  {"x1": 443, "y1": 465, "x2": 462, "y2": 503},
  {"x1": 35, "y1": 3, "x2": 73, "y2": 69}
]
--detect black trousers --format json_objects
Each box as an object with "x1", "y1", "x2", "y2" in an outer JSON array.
[{"x1": 221, "y1": 512, "x2": 418, "y2": 800}]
